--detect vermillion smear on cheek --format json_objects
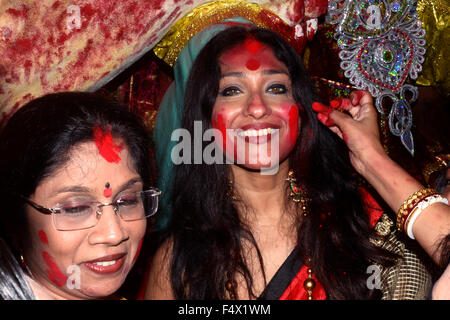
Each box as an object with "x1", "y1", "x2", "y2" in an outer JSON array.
[
  {"x1": 213, "y1": 114, "x2": 227, "y2": 151},
  {"x1": 342, "y1": 132, "x2": 349, "y2": 143},
  {"x1": 288, "y1": 105, "x2": 299, "y2": 144},
  {"x1": 93, "y1": 125, "x2": 123, "y2": 163},
  {"x1": 133, "y1": 238, "x2": 144, "y2": 263},
  {"x1": 42, "y1": 251, "x2": 68, "y2": 287},
  {"x1": 38, "y1": 230, "x2": 48, "y2": 244}
]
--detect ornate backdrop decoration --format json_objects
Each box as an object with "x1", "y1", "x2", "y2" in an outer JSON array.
[{"x1": 326, "y1": 0, "x2": 427, "y2": 156}]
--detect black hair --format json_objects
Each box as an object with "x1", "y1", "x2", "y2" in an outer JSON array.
[
  {"x1": 160, "y1": 26, "x2": 397, "y2": 300},
  {"x1": 0, "y1": 92, "x2": 152, "y2": 299},
  {"x1": 433, "y1": 163, "x2": 449, "y2": 195}
]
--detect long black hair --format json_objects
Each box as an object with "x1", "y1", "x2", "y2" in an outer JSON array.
[
  {"x1": 163, "y1": 26, "x2": 396, "y2": 300},
  {"x1": 0, "y1": 92, "x2": 152, "y2": 299}
]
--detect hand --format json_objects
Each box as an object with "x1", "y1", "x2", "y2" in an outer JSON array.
[{"x1": 312, "y1": 91, "x2": 386, "y2": 175}]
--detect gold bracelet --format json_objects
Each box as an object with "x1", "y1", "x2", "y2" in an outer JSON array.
[
  {"x1": 396, "y1": 188, "x2": 438, "y2": 232},
  {"x1": 404, "y1": 194, "x2": 449, "y2": 239}
]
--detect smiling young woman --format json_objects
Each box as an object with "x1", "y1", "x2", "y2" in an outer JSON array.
[
  {"x1": 0, "y1": 92, "x2": 160, "y2": 300},
  {"x1": 145, "y1": 26, "x2": 449, "y2": 300}
]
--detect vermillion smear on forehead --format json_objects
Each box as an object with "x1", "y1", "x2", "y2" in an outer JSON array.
[
  {"x1": 42, "y1": 251, "x2": 68, "y2": 287},
  {"x1": 243, "y1": 38, "x2": 264, "y2": 71},
  {"x1": 92, "y1": 125, "x2": 123, "y2": 163},
  {"x1": 244, "y1": 38, "x2": 263, "y2": 54}
]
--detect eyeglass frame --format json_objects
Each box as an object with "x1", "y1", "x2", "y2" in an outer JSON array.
[{"x1": 19, "y1": 188, "x2": 162, "y2": 230}]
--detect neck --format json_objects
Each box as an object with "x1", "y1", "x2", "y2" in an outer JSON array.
[{"x1": 230, "y1": 160, "x2": 292, "y2": 226}]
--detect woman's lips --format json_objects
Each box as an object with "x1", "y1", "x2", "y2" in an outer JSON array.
[
  {"x1": 83, "y1": 253, "x2": 126, "y2": 275},
  {"x1": 240, "y1": 122, "x2": 279, "y2": 131},
  {"x1": 235, "y1": 123, "x2": 280, "y2": 144}
]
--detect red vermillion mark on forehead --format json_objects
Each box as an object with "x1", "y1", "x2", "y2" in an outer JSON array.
[
  {"x1": 243, "y1": 38, "x2": 263, "y2": 54},
  {"x1": 246, "y1": 58, "x2": 261, "y2": 71},
  {"x1": 103, "y1": 182, "x2": 112, "y2": 198},
  {"x1": 243, "y1": 39, "x2": 264, "y2": 71},
  {"x1": 42, "y1": 251, "x2": 68, "y2": 287},
  {"x1": 38, "y1": 230, "x2": 48, "y2": 244},
  {"x1": 93, "y1": 125, "x2": 123, "y2": 163}
]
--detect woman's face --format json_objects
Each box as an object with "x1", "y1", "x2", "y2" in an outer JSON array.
[
  {"x1": 23, "y1": 141, "x2": 146, "y2": 299},
  {"x1": 211, "y1": 39, "x2": 299, "y2": 171}
]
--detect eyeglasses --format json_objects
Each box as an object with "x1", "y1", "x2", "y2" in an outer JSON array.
[{"x1": 22, "y1": 188, "x2": 162, "y2": 231}]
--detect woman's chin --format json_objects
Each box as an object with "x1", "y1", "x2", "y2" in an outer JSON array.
[
  {"x1": 233, "y1": 160, "x2": 280, "y2": 174},
  {"x1": 79, "y1": 284, "x2": 121, "y2": 299}
]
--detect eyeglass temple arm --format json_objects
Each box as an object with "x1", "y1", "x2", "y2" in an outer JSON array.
[{"x1": 21, "y1": 197, "x2": 53, "y2": 215}]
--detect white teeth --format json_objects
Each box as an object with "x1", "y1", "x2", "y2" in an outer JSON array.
[
  {"x1": 92, "y1": 260, "x2": 117, "y2": 267},
  {"x1": 238, "y1": 128, "x2": 276, "y2": 137}
]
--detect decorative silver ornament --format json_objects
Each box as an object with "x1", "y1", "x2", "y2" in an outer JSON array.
[{"x1": 327, "y1": 0, "x2": 426, "y2": 155}]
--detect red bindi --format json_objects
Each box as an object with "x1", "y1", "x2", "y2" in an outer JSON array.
[
  {"x1": 103, "y1": 182, "x2": 112, "y2": 198},
  {"x1": 246, "y1": 58, "x2": 260, "y2": 71},
  {"x1": 103, "y1": 188, "x2": 112, "y2": 198}
]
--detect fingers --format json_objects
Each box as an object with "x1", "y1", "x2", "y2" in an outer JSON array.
[
  {"x1": 350, "y1": 90, "x2": 373, "y2": 107},
  {"x1": 312, "y1": 102, "x2": 347, "y2": 140},
  {"x1": 312, "y1": 102, "x2": 335, "y2": 127}
]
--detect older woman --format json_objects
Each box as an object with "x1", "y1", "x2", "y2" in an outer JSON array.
[
  {"x1": 145, "y1": 26, "x2": 449, "y2": 300},
  {"x1": 0, "y1": 92, "x2": 160, "y2": 299}
]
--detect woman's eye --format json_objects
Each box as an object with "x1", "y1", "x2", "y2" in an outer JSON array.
[
  {"x1": 61, "y1": 204, "x2": 92, "y2": 215},
  {"x1": 220, "y1": 86, "x2": 241, "y2": 97},
  {"x1": 117, "y1": 196, "x2": 139, "y2": 207},
  {"x1": 267, "y1": 84, "x2": 287, "y2": 94}
]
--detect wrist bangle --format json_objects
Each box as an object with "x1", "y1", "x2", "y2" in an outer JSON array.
[
  {"x1": 396, "y1": 188, "x2": 437, "y2": 232},
  {"x1": 405, "y1": 194, "x2": 449, "y2": 239}
]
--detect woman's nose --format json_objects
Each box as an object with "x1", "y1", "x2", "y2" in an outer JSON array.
[
  {"x1": 88, "y1": 205, "x2": 129, "y2": 246},
  {"x1": 245, "y1": 92, "x2": 271, "y2": 119}
]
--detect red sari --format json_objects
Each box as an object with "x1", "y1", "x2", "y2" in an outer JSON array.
[{"x1": 271, "y1": 189, "x2": 383, "y2": 300}]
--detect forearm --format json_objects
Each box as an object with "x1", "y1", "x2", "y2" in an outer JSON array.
[{"x1": 359, "y1": 149, "x2": 450, "y2": 264}]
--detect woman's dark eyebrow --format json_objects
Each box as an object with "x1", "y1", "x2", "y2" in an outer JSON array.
[
  {"x1": 221, "y1": 72, "x2": 244, "y2": 79},
  {"x1": 220, "y1": 69, "x2": 289, "y2": 79},
  {"x1": 116, "y1": 177, "x2": 143, "y2": 194},
  {"x1": 262, "y1": 69, "x2": 289, "y2": 76},
  {"x1": 49, "y1": 177, "x2": 142, "y2": 198},
  {"x1": 50, "y1": 186, "x2": 92, "y2": 198}
]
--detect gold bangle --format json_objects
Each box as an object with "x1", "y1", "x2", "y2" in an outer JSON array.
[{"x1": 396, "y1": 188, "x2": 438, "y2": 232}]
